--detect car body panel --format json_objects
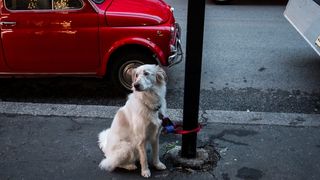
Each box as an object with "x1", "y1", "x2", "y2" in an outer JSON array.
[
  {"x1": 105, "y1": 0, "x2": 170, "y2": 27},
  {"x1": 0, "y1": 43, "x2": 6, "y2": 71},
  {"x1": 0, "y1": 1, "x2": 8, "y2": 71},
  {"x1": 1, "y1": 0, "x2": 100, "y2": 73},
  {"x1": 0, "y1": 0, "x2": 182, "y2": 77},
  {"x1": 99, "y1": 25, "x2": 172, "y2": 68}
]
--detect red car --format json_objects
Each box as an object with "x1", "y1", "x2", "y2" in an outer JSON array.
[{"x1": 0, "y1": 0, "x2": 182, "y2": 91}]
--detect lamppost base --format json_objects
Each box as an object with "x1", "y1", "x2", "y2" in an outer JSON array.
[{"x1": 164, "y1": 145, "x2": 219, "y2": 171}]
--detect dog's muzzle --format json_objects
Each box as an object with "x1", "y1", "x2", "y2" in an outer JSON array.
[{"x1": 133, "y1": 83, "x2": 142, "y2": 91}]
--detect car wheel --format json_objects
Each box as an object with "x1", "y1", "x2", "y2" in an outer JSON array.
[{"x1": 111, "y1": 51, "x2": 157, "y2": 93}]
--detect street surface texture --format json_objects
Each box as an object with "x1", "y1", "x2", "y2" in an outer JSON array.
[
  {"x1": 1, "y1": 114, "x2": 319, "y2": 180},
  {"x1": 0, "y1": 0, "x2": 319, "y2": 114},
  {"x1": 1, "y1": 0, "x2": 320, "y2": 180}
]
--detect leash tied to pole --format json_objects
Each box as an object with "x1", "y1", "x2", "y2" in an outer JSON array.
[{"x1": 161, "y1": 117, "x2": 202, "y2": 135}]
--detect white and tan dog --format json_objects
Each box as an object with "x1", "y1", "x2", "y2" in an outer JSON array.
[{"x1": 98, "y1": 64, "x2": 167, "y2": 178}]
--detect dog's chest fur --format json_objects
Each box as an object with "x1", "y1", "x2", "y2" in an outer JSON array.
[{"x1": 128, "y1": 92, "x2": 163, "y2": 132}]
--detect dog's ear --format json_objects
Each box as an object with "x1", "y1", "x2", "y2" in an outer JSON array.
[
  {"x1": 156, "y1": 66, "x2": 167, "y2": 84},
  {"x1": 131, "y1": 68, "x2": 136, "y2": 82}
]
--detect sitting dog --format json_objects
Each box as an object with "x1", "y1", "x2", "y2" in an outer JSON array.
[{"x1": 98, "y1": 64, "x2": 167, "y2": 178}]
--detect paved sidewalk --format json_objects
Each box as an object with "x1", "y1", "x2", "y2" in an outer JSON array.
[{"x1": 0, "y1": 113, "x2": 320, "y2": 180}]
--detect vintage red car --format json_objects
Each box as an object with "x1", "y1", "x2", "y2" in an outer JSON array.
[{"x1": 0, "y1": 0, "x2": 182, "y2": 91}]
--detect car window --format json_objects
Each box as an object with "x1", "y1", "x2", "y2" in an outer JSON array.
[
  {"x1": 53, "y1": 0, "x2": 82, "y2": 10},
  {"x1": 4, "y1": 0, "x2": 82, "y2": 11},
  {"x1": 4, "y1": 0, "x2": 51, "y2": 10}
]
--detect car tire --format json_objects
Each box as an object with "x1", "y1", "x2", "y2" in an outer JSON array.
[
  {"x1": 111, "y1": 51, "x2": 157, "y2": 93},
  {"x1": 214, "y1": 0, "x2": 232, "y2": 5}
]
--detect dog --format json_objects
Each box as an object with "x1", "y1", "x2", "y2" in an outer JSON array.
[{"x1": 98, "y1": 64, "x2": 167, "y2": 178}]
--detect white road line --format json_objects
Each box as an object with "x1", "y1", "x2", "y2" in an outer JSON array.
[{"x1": 0, "y1": 101, "x2": 319, "y2": 127}]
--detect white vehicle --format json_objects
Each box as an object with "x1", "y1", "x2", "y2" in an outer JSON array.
[{"x1": 284, "y1": 0, "x2": 320, "y2": 56}]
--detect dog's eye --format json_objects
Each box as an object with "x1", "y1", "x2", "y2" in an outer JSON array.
[
  {"x1": 136, "y1": 73, "x2": 138, "y2": 78},
  {"x1": 144, "y1": 71, "x2": 149, "y2": 76}
]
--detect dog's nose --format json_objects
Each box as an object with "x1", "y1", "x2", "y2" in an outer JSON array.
[{"x1": 134, "y1": 83, "x2": 141, "y2": 90}]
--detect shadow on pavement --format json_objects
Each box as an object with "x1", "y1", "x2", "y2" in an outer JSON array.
[{"x1": 0, "y1": 78, "x2": 127, "y2": 105}]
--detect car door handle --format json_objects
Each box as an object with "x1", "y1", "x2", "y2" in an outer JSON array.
[{"x1": 0, "y1": 21, "x2": 16, "y2": 26}]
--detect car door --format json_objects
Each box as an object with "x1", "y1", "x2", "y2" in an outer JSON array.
[
  {"x1": 0, "y1": 9, "x2": 6, "y2": 71},
  {"x1": 0, "y1": 0, "x2": 100, "y2": 73}
]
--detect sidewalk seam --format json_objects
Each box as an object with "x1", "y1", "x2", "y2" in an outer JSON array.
[{"x1": 0, "y1": 101, "x2": 319, "y2": 127}]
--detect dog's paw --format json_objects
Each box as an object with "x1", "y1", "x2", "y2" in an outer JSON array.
[
  {"x1": 141, "y1": 169, "x2": 151, "y2": 178},
  {"x1": 154, "y1": 162, "x2": 166, "y2": 170}
]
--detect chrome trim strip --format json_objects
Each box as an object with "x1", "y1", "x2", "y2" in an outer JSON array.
[
  {"x1": 0, "y1": 21, "x2": 16, "y2": 25},
  {"x1": 168, "y1": 23, "x2": 183, "y2": 67}
]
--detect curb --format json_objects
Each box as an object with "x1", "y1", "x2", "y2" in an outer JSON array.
[{"x1": 0, "y1": 101, "x2": 320, "y2": 127}]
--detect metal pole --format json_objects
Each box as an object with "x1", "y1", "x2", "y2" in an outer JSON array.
[{"x1": 181, "y1": 0, "x2": 206, "y2": 158}]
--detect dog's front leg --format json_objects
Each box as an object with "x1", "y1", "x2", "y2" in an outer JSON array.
[
  {"x1": 138, "y1": 140, "x2": 151, "y2": 178},
  {"x1": 159, "y1": 98, "x2": 168, "y2": 119},
  {"x1": 151, "y1": 132, "x2": 166, "y2": 170}
]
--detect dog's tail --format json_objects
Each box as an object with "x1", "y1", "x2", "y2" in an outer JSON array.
[
  {"x1": 98, "y1": 129, "x2": 110, "y2": 151},
  {"x1": 99, "y1": 143, "x2": 135, "y2": 172},
  {"x1": 99, "y1": 158, "x2": 116, "y2": 172}
]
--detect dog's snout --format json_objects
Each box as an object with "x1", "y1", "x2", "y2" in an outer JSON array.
[{"x1": 134, "y1": 83, "x2": 141, "y2": 91}]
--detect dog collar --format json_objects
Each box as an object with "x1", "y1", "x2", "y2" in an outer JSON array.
[{"x1": 154, "y1": 105, "x2": 161, "y2": 111}]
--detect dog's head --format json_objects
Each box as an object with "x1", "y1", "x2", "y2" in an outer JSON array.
[{"x1": 131, "y1": 64, "x2": 167, "y2": 92}]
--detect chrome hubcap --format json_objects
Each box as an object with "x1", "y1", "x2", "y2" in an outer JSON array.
[{"x1": 119, "y1": 60, "x2": 143, "y2": 90}]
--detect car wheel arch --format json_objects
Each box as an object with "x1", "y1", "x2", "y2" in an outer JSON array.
[
  {"x1": 106, "y1": 44, "x2": 158, "y2": 77},
  {"x1": 98, "y1": 38, "x2": 166, "y2": 77}
]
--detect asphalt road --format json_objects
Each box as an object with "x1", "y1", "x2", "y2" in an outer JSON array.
[
  {"x1": 0, "y1": 0, "x2": 319, "y2": 114},
  {"x1": 166, "y1": 0, "x2": 320, "y2": 113}
]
